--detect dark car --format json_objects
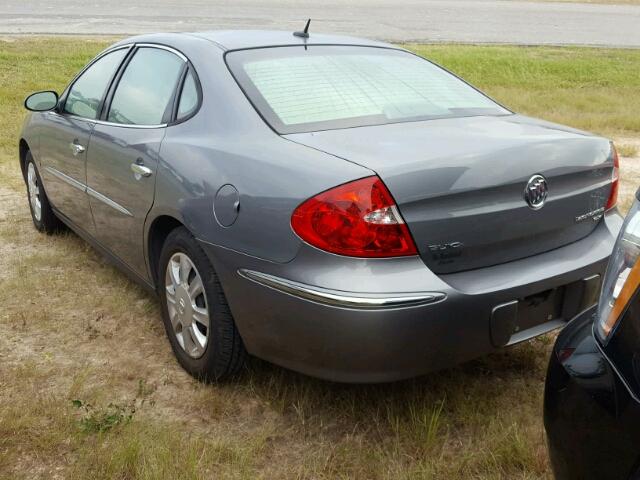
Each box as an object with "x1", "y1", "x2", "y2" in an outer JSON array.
[
  {"x1": 545, "y1": 188, "x2": 640, "y2": 479},
  {"x1": 20, "y1": 30, "x2": 622, "y2": 383}
]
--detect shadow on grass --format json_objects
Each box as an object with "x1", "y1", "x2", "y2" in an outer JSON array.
[{"x1": 222, "y1": 336, "x2": 552, "y2": 440}]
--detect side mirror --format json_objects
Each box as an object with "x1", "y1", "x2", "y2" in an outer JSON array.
[{"x1": 24, "y1": 91, "x2": 59, "y2": 112}]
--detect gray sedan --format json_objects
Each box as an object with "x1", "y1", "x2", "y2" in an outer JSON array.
[{"x1": 20, "y1": 30, "x2": 622, "y2": 382}]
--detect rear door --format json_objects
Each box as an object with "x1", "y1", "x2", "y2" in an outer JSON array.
[
  {"x1": 40, "y1": 47, "x2": 129, "y2": 232},
  {"x1": 86, "y1": 45, "x2": 187, "y2": 277}
]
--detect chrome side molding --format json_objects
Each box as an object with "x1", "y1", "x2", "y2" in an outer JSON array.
[
  {"x1": 238, "y1": 269, "x2": 446, "y2": 309},
  {"x1": 43, "y1": 166, "x2": 133, "y2": 217},
  {"x1": 87, "y1": 187, "x2": 133, "y2": 217},
  {"x1": 44, "y1": 166, "x2": 86, "y2": 192}
]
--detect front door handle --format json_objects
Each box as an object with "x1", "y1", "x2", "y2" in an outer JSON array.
[
  {"x1": 131, "y1": 162, "x2": 152, "y2": 178},
  {"x1": 69, "y1": 140, "x2": 85, "y2": 156}
]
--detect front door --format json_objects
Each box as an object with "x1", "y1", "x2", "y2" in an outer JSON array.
[
  {"x1": 39, "y1": 46, "x2": 129, "y2": 232},
  {"x1": 39, "y1": 113, "x2": 94, "y2": 230},
  {"x1": 86, "y1": 46, "x2": 186, "y2": 278}
]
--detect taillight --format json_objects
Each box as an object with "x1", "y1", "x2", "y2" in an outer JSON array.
[
  {"x1": 291, "y1": 176, "x2": 418, "y2": 258},
  {"x1": 606, "y1": 143, "x2": 619, "y2": 210},
  {"x1": 556, "y1": 347, "x2": 575, "y2": 363}
]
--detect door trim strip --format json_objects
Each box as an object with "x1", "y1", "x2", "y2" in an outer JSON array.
[
  {"x1": 87, "y1": 187, "x2": 133, "y2": 217},
  {"x1": 44, "y1": 166, "x2": 86, "y2": 192},
  {"x1": 43, "y1": 166, "x2": 132, "y2": 217}
]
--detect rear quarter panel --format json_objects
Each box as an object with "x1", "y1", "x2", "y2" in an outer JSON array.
[{"x1": 149, "y1": 41, "x2": 373, "y2": 264}]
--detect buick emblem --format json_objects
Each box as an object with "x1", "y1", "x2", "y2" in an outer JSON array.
[{"x1": 524, "y1": 174, "x2": 548, "y2": 210}]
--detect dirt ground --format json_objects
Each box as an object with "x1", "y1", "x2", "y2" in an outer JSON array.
[
  {"x1": 616, "y1": 139, "x2": 640, "y2": 211},
  {"x1": 0, "y1": 140, "x2": 638, "y2": 479}
]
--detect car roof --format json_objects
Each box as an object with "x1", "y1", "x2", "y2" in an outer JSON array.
[{"x1": 114, "y1": 30, "x2": 394, "y2": 52}]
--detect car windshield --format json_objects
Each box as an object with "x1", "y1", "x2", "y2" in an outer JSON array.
[{"x1": 226, "y1": 46, "x2": 510, "y2": 134}]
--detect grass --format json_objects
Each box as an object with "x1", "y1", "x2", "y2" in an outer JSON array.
[
  {"x1": 409, "y1": 44, "x2": 640, "y2": 137},
  {"x1": 618, "y1": 143, "x2": 640, "y2": 157},
  {"x1": 0, "y1": 38, "x2": 639, "y2": 479}
]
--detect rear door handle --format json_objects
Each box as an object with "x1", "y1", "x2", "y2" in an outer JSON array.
[
  {"x1": 131, "y1": 162, "x2": 152, "y2": 178},
  {"x1": 70, "y1": 140, "x2": 85, "y2": 156}
]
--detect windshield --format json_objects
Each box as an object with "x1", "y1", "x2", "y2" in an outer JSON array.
[{"x1": 226, "y1": 46, "x2": 510, "y2": 134}]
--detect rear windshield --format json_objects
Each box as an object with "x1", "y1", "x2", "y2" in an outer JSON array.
[{"x1": 226, "y1": 46, "x2": 510, "y2": 134}]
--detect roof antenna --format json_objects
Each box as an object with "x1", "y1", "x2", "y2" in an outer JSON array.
[{"x1": 293, "y1": 19, "x2": 311, "y2": 38}]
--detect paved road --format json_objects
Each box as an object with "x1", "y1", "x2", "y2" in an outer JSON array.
[{"x1": 1, "y1": 0, "x2": 639, "y2": 47}]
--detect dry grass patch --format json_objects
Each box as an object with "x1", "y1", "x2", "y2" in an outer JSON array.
[
  {"x1": 0, "y1": 174, "x2": 556, "y2": 479},
  {"x1": 618, "y1": 143, "x2": 640, "y2": 158},
  {"x1": 616, "y1": 138, "x2": 640, "y2": 213},
  {"x1": 1, "y1": 38, "x2": 639, "y2": 479}
]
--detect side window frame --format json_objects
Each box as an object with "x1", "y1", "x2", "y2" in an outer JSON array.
[
  {"x1": 58, "y1": 42, "x2": 201, "y2": 128},
  {"x1": 170, "y1": 63, "x2": 203, "y2": 125},
  {"x1": 59, "y1": 45, "x2": 133, "y2": 120},
  {"x1": 100, "y1": 44, "x2": 190, "y2": 127}
]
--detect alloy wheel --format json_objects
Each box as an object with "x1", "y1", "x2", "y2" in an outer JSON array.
[
  {"x1": 27, "y1": 162, "x2": 42, "y2": 222},
  {"x1": 165, "y1": 252, "x2": 210, "y2": 358}
]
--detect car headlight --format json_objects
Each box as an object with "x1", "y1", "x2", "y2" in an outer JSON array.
[{"x1": 596, "y1": 195, "x2": 640, "y2": 343}]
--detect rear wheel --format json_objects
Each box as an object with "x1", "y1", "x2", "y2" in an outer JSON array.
[
  {"x1": 158, "y1": 227, "x2": 246, "y2": 381},
  {"x1": 25, "y1": 152, "x2": 63, "y2": 234}
]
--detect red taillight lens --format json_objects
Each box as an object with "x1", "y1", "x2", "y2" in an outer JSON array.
[
  {"x1": 606, "y1": 143, "x2": 619, "y2": 210},
  {"x1": 556, "y1": 347, "x2": 575, "y2": 363},
  {"x1": 291, "y1": 176, "x2": 418, "y2": 258}
]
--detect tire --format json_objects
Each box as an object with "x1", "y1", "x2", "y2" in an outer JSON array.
[
  {"x1": 158, "y1": 227, "x2": 246, "y2": 382},
  {"x1": 24, "y1": 151, "x2": 63, "y2": 234}
]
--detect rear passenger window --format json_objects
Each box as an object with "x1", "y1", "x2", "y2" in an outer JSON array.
[
  {"x1": 108, "y1": 48, "x2": 184, "y2": 125},
  {"x1": 177, "y1": 70, "x2": 198, "y2": 119},
  {"x1": 64, "y1": 48, "x2": 128, "y2": 120}
]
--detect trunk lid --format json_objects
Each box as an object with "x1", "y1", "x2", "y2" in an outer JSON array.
[{"x1": 285, "y1": 114, "x2": 614, "y2": 274}]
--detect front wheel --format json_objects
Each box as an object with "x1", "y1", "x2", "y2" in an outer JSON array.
[
  {"x1": 158, "y1": 227, "x2": 246, "y2": 382},
  {"x1": 25, "y1": 151, "x2": 63, "y2": 234}
]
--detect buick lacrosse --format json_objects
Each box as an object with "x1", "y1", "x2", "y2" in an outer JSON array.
[{"x1": 20, "y1": 30, "x2": 622, "y2": 382}]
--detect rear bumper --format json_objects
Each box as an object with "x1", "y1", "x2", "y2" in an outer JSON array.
[
  {"x1": 544, "y1": 307, "x2": 640, "y2": 480},
  {"x1": 200, "y1": 210, "x2": 622, "y2": 382}
]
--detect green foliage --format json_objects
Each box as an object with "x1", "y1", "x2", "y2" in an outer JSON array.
[
  {"x1": 407, "y1": 44, "x2": 640, "y2": 136},
  {"x1": 72, "y1": 399, "x2": 136, "y2": 433}
]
